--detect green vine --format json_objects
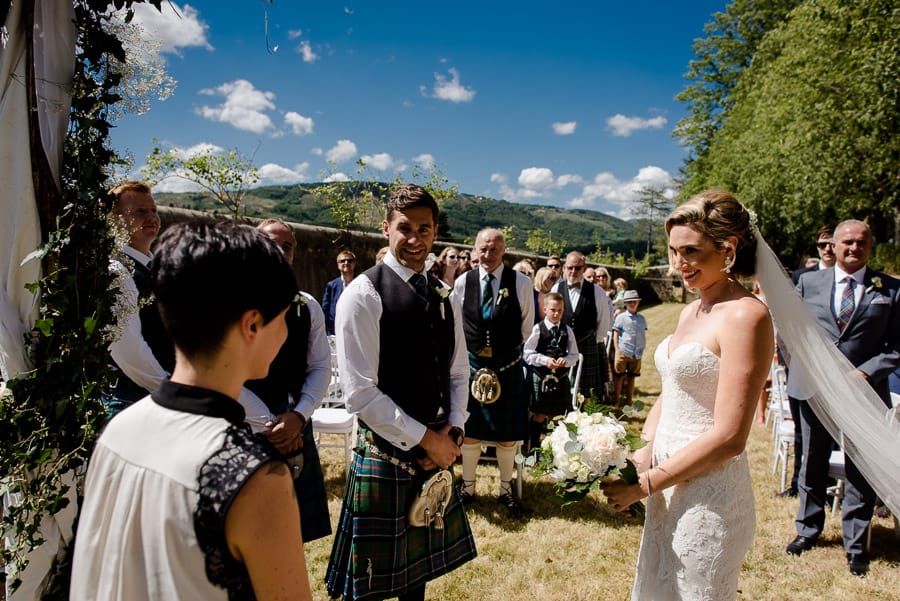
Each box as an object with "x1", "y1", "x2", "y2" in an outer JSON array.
[{"x1": 0, "y1": 1, "x2": 159, "y2": 596}]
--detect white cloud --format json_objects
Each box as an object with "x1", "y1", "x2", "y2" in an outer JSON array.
[
  {"x1": 606, "y1": 114, "x2": 668, "y2": 137},
  {"x1": 412, "y1": 153, "x2": 435, "y2": 171},
  {"x1": 258, "y1": 162, "x2": 310, "y2": 185},
  {"x1": 518, "y1": 167, "x2": 556, "y2": 190},
  {"x1": 197, "y1": 79, "x2": 277, "y2": 134},
  {"x1": 361, "y1": 152, "x2": 406, "y2": 172},
  {"x1": 311, "y1": 147, "x2": 324, "y2": 156},
  {"x1": 287, "y1": 29, "x2": 303, "y2": 40},
  {"x1": 325, "y1": 139, "x2": 358, "y2": 163},
  {"x1": 568, "y1": 166, "x2": 677, "y2": 218},
  {"x1": 296, "y1": 40, "x2": 319, "y2": 63},
  {"x1": 130, "y1": 3, "x2": 212, "y2": 55},
  {"x1": 284, "y1": 111, "x2": 314, "y2": 135},
  {"x1": 152, "y1": 177, "x2": 202, "y2": 193},
  {"x1": 552, "y1": 121, "x2": 577, "y2": 135},
  {"x1": 556, "y1": 174, "x2": 584, "y2": 187},
  {"x1": 491, "y1": 167, "x2": 585, "y2": 202},
  {"x1": 421, "y1": 67, "x2": 476, "y2": 103},
  {"x1": 324, "y1": 172, "x2": 350, "y2": 183},
  {"x1": 168, "y1": 142, "x2": 224, "y2": 160}
]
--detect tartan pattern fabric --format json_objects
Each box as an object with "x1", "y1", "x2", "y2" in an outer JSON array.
[
  {"x1": 464, "y1": 353, "x2": 529, "y2": 442},
  {"x1": 295, "y1": 421, "x2": 332, "y2": 543},
  {"x1": 837, "y1": 276, "x2": 855, "y2": 330},
  {"x1": 325, "y1": 434, "x2": 477, "y2": 600},
  {"x1": 574, "y1": 333, "x2": 608, "y2": 399}
]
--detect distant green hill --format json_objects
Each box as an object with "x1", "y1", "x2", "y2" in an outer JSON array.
[{"x1": 154, "y1": 183, "x2": 641, "y2": 254}]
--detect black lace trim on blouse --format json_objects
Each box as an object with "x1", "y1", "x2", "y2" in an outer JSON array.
[{"x1": 194, "y1": 424, "x2": 278, "y2": 600}]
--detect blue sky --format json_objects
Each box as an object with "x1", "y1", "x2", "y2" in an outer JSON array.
[{"x1": 114, "y1": 1, "x2": 727, "y2": 218}]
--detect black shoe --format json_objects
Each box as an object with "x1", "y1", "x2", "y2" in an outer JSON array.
[
  {"x1": 847, "y1": 552, "x2": 869, "y2": 576},
  {"x1": 456, "y1": 482, "x2": 474, "y2": 505},
  {"x1": 498, "y1": 492, "x2": 524, "y2": 517},
  {"x1": 777, "y1": 487, "x2": 798, "y2": 498},
  {"x1": 786, "y1": 535, "x2": 817, "y2": 556}
]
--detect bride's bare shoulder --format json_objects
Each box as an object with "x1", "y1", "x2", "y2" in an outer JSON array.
[{"x1": 723, "y1": 294, "x2": 773, "y2": 332}]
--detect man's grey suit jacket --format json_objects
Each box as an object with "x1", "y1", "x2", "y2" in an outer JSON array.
[{"x1": 796, "y1": 267, "x2": 900, "y2": 403}]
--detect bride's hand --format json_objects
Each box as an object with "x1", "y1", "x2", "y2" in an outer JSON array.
[{"x1": 600, "y1": 480, "x2": 644, "y2": 513}]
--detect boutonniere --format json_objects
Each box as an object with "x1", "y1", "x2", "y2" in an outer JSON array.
[
  {"x1": 866, "y1": 277, "x2": 882, "y2": 294},
  {"x1": 293, "y1": 293, "x2": 308, "y2": 306},
  {"x1": 433, "y1": 285, "x2": 450, "y2": 319},
  {"x1": 497, "y1": 288, "x2": 509, "y2": 304}
]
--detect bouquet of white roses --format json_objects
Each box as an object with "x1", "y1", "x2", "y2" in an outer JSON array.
[{"x1": 523, "y1": 409, "x2": 645, "y2": 514}]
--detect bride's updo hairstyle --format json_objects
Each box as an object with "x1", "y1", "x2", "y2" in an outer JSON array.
[{"x1": 665, "y1": 190, "x2": 758, "y2": 278}]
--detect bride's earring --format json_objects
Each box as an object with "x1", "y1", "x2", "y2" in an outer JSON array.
[{"x1": 723, "y1": 256, "x2": 734, "y2": 274}]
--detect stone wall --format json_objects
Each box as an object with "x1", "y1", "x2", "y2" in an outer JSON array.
[{"x1": 158, "y1": 206, "x2": 683, "y2": 305}]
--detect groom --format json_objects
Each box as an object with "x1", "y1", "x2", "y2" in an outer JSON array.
[{"x1": 786, "y1": 220, "x2": 900, "y2": 576}]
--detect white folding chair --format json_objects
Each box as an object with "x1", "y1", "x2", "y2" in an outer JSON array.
[
  {"x1": 570, "y1": 353, "x2": 584, "y2": 411},
  {"x1": 770, "y1": 366, "x2": 795, "y2": 491},
  {"x1": 827, "y1": 448, "x2": 846, "y2": 515},
  {"x1": 325, "y1": 335, "x2": 342, "y2": 402},
  {"x1": 311, "y1": 335, "x2": 356, "y2": 476},
  {"x1": 311, "y1": 404, "x2": 356, "y2": 477}
]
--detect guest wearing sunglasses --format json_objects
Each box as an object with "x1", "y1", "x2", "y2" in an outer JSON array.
[
  {"x1": 322, "y1": 250, "x2": 357, "y2": 335},
  {"x1": 791, "y1": 225, "x2": 835, "y2": 285},
  {"x1": 458, "y1": 250, "x2": 475, "y2": 273},
  {"x1": 434, "y1": 246, "x2": 466, "y2": 287},
  {"x1": 545, "y1": 256, "x2": 562, "y2": 273}
]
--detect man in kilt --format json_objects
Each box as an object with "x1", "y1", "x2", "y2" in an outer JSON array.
[
  {"x1": 453, "y1": 228, "x2": 535, "y2": 515},
  {"x1": 326, "y1": 185, "x2": 476, "y2": 601},
  {"x1": 244, "y1": 219, "x2": 332, "y2": 543},
  {"x1": 551, "y1": 251, "x2": 613, "y2": 403}
]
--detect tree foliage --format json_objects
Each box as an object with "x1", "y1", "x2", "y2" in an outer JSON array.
[
  {"x1": 678, "y1": 0, "x2": 900, "y2": 266},
  {"x1": 1, "y1": 1, "x2": 161, "y2": 595},
  {"x1": 631, "y1": 186, "x2": 674, "y2": 258},
  {"x1": 142, "y1": 139, "x2": 259, "y2": 219},
  {"x1": 674, "y1": 0, "x2": 803, "y2": 196},
  {"x1": 524, "y1": 228, "x2": 568, "y2": 257}
]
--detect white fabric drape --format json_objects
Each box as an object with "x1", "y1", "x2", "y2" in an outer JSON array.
[
  {"x1": 754, "y1": 228, "x2": 900, "y2": 518},
  {"x1": 0, "y1": 1, "x2": 76, "y2": 599}
]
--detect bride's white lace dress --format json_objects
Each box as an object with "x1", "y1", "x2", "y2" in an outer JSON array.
[{"x1": 631, "y1": 336, "x2": 756, "y2": 601}]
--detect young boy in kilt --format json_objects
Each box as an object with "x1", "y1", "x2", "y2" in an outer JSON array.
[
  {"x1": 523, "y1": 292, "x2": 579, "y2": 451},
  {"x1": 325, "y1": 184, "x2": 476, "y2": 601}
]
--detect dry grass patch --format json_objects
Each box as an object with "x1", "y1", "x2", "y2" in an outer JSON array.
[{"x1": 307, "y1": 303, "x2": 899, "y2": 600}]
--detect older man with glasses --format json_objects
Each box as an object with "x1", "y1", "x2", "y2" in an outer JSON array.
[
  {"x1": 551, "y1": 251, "x2": 614, "y2": 403},
  {"x1": 322, "y1": 250, "x2": 357, "y2": 335}
]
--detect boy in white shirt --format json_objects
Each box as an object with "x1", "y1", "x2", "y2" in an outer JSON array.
[
  {"x1": 523, "y1": 292, "x2": 579, "y2": 451},
  {"x1": 612, "y1": 290, "x2": 648, "y2": 408}
]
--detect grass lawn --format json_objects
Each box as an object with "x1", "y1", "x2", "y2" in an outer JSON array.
[{"x1": 306, "y1": 302, "x2": 900, "y2": 600}]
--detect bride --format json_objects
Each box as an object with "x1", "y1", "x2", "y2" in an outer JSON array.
[{"x1": 602, "y1": 190, "x2": 773, "y2": 600}]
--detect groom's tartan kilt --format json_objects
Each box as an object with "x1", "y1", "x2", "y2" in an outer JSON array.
[{"x1": 325, "y1": 428, "x2": 477, "y2": 600}]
